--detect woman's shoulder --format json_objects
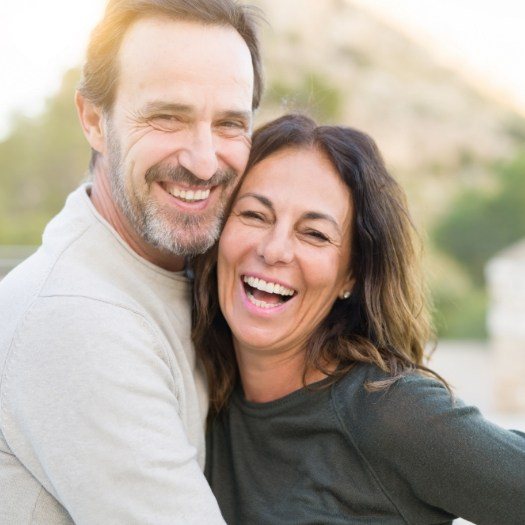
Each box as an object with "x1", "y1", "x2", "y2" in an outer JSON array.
[
  {"x1": 332, "y1": 363, "x2": 458, "y2": 442},
  {"x1": 333, "y1": 361, "x2": 451, "y2": 402}
]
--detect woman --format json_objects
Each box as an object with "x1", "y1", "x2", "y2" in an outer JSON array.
[{"x1": 193, "y1": 114, "x2": 525, "y2": 524}]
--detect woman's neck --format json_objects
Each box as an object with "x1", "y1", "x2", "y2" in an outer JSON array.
[{"x1": 235, "y1": 344, "x2": 329, "y2": 403}]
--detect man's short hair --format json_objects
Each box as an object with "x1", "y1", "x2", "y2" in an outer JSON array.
[{"x1": 78, "y1": 0, "x2": 263, "y2": 111}]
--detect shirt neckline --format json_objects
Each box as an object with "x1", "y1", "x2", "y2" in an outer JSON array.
[
  {"x1": 232, "y1": 375, "x2": 335, "y2": 416},
  {"x1": 77, "y1": 183, "x2": 189, "y2": 283}
]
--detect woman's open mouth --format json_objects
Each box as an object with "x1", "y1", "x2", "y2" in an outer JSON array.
[{"x1": 242, "y1": 275, "x2": 296, "y2": 309}]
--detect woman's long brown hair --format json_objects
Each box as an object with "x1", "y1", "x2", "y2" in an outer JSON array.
[{"x1": 193, "y1": 114, "x2": 441, "y2": 416}]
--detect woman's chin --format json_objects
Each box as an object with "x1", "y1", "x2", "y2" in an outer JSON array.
[{"x1": 232, "y1": 328, "x2": 286, "y2": 355}]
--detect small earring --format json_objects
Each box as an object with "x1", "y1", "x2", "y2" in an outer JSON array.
[{"x1": 341, "y1": 291, "x2": 351, "y2": 299}]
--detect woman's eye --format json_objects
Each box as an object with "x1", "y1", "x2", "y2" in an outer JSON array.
[
  {"x1": 239, "y1": 210, "x2": 266, "y2": 221},
  {"x1": 304, "y1": 229, "x2": 330, "y2": 243}
]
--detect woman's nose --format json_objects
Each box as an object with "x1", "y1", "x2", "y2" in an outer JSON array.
[{"x1": 256, "y1": 228, "x2": 294, "y2": 265}]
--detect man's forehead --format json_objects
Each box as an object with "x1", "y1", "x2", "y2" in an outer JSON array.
[
  {"x1": 118, "y1": 16, "x2": 253, "y2": 79},
  {"x1": 115, "y1": 17, "x2": 254, "y2": 109}
]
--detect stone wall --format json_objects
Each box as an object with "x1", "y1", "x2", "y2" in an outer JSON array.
[{"x1": 486, "y1": 239, "x2": 525, "y2": 411}]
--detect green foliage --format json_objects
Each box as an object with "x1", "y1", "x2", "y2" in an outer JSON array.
[
  {"x1": 430, "y1": 152, "x2": 525, "y2": 339},
  {"x1": 433, "y1": 285, "x2": 488, "y2": 339},
  {"x1": 0, "y1": 68, "x2": 89, "y2": 244},
  {"x1": 265, "y1": 72, "x2": 343, "y2": 123},
  {"x1": 433, "y1": 153, "x2": 525, "y2": 286}
]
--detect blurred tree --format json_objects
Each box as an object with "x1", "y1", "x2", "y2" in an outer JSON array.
[
  {"x1": 434, "y1": 153, "x2": 525, "y2": 286},
  {"x1": 431, "y1": 152, "x2": 525, "y2": 339},
  {"x1": 0, "y1": 68, "x2": 89, "y2": 244},
  {"x1": 433, "y1": 284, "x2": 488, "y2": 340},
  {"x1": 265, "y1": 72, "x2": 343, "y2": 123}
]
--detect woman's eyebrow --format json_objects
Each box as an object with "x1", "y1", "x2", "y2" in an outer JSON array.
[
  {"x1": 302, "y1": 211, "x2": 342, "y2": 234},
  {"x1": 236, "y1": 193, "x2": 274, "y2": 211}
]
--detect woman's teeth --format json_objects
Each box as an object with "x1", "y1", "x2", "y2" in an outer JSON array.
[
  {"x1": 168, "y1": 187, "x2": 210, "y2": 202},
  {"x1": 242, "y1": 275, "x2": 295, "y2": 308},
  {"x1": 246, "y1": 291, "x2": 282, "y2": 309},
  {"x1": 243, "y1": 276, "x2": 295, "y2": 296}
]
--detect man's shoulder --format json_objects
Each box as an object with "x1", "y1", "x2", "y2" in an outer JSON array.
[
  {"x1": 0, "y1": 229, "x2": 155, "y2": 379},
  {"x1": 0, "y1": 293, "x2": 158, "y2": 374},
  {"x1": 0, "y1": 221, "x2": 142, "y2": 331}
]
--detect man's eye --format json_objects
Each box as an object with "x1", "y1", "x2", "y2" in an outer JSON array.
[
  {"x1": 217, "y1": 121, "x2": 247, "y2": 137},
  {"x1": 222, "y1": 120, "x2": 245, "y2": 128},
  {"x1": 153, "y1": 114, "x2": 178, "y2": 121},
  {"x1": 149, "y1": 115, "x2": 184, "y2": 130}
]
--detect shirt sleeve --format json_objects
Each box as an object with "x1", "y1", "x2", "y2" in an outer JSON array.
[
  {"x1": 2, "y1": 295, "x2": 225, "y2": 525},
  {"x1": 342, "y1": 369, "x2": 525, "y2": 525}
]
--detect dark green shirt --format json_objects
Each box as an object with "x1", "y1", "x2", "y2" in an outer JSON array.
[{"x1": 206, "y1": 363, "x2": 525, "y2": 524}]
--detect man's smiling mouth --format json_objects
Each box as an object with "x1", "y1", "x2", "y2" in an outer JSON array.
[
  {"x1": 159, "y1": 181, "x2": 213, "y2": 204},
  {"x1": 167, "y1": 186, "x2": 210, "y2": 202}
]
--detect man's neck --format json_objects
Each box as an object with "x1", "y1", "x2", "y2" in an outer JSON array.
[{"x1": 89, "y1": 164, "x2": 185, "y2": 273}]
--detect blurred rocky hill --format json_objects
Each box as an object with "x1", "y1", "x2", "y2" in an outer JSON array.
[{"x1": 255, "y1": 0, "x2": 525, "y2": 226}]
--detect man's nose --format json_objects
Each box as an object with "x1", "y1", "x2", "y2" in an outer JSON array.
[
  {"x1": 177, "y1": 125, "x2": 219, "y2": 182},
  {"x1": 256, "y1": 227, "x2": 294, "y2": 266}
]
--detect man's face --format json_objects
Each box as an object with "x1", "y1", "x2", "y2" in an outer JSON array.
[{"x1": 104, "y1": 17, "x2": 254, "y2": 256}]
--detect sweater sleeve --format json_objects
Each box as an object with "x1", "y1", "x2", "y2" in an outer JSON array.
[
  {"x1": 1, "y1": 295, "x2": 225, "y2": 525},
  {"x1": 335, "y1": 367, "x2": 525, "y2": 525}
]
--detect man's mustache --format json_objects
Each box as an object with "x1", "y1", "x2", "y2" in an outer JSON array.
[{"x1": 145, "y1": 164, "x2": 237, "y2": 188}]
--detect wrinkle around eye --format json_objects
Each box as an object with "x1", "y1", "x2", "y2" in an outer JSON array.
[
  {"x1": 123, "y1": 124, "x2": 159, "y2": 151},
  {"x1": 217, "y1": 128, "x2": 252, "y2": 144},
  {"x1": 300, "y1": 230, "x2": 340, "y2": 247},
  {"x1": 232, "y1": 209, "x2": 270, "y2": 226},
  {"x1": 148, "y1": 117, "x2": 186, "y2": 133}
]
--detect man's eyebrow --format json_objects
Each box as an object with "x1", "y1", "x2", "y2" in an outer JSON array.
[
  {"x1": 236, "y1": 193, "x2": 274, "y2": 210},
  {"x1": 140, "y1": 103, "x2": 251, "y2": 122},
  {"x1": 217, "y1": 110, "x2": 252, "y2": 122},
  {"x1": 141, "y1": 101, "x2": 193, "y2": 114},
  {"x1": 302, "y1": 211, "x2": 342, "y2": 234}
]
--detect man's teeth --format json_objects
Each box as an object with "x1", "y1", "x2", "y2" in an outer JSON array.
[
  {"x1": 243, "y1": 276, "x2": 295, "y2": 297},
  {"x1": 168, "y1": 187, "x2": 210, "y2": 201}
]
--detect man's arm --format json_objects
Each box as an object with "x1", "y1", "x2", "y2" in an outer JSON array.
[{"x1": 2, "y1": 295, "x2": 225, "y2": 524}]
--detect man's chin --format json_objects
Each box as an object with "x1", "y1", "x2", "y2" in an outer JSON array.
[{"x1": 145, "y1": 225, "x2": 219, "y2": 257}]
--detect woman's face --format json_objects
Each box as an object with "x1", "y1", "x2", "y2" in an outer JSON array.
[{"x1": 217, "y1": 146, "x2": 353, "y2": 356}]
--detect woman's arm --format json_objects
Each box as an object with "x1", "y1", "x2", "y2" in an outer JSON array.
[{"x1": 334, "y1": 367, "x2": 525, "y2": 525}]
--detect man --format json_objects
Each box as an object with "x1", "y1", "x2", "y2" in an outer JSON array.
[{"x1": 0, "y1": 0, "x2": 263, "y2": 523}]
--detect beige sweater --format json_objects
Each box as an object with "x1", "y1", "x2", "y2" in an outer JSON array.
[{"x1": 0, "y1": 185, "x2": 225, "y2": 524}]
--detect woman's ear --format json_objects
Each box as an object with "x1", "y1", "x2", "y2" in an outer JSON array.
[
  {"x1": 338, "y1": 274, "x2": 355, "y2": 300},
  {"x1": 75, "y1": 91, "x2": 106, "y2": 155}
]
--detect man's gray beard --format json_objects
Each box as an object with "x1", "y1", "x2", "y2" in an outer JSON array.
[{"x1": 105, "y1": 129, "x2": 236, "y2": 257}]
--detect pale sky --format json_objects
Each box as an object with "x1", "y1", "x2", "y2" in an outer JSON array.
[
  {"x1": 351, "y1": 0, "x2": 525, "y2": 115},
  {"x1": 0, "y1": 0, "x2": 106, "y2": 138},
  {"x1": 1, "y1": 0, "x2": 524, "y2": 139}
]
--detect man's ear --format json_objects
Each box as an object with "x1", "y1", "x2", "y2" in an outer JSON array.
[{"x1": 75, "y1": 91, "x2": 106, "y2": 155}]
